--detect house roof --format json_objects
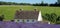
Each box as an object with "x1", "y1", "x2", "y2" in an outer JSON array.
[{"x1": 14, "y1": 9, "x2": 39, "y2": 19}]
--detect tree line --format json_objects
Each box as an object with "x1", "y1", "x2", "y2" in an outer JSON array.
[
  {"x1": 0, "y1": 1, "x2": 60, "y2": 7},
  {"x1": 0, "y1": 1, "x2": 31, "y2": 5}
]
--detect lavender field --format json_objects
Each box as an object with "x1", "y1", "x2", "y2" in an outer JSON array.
[{"x1": 0, "y1": 21, "x2": 60, "y2": 28}]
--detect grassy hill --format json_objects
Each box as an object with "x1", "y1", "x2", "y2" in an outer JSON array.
[{"x1": 0, "y1": 5, "x2": 60, "y2": 20}]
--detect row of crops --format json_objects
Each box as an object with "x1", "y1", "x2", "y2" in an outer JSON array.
[{"x1": 0, "y1": 21, "x2": 60, "y2": 28}]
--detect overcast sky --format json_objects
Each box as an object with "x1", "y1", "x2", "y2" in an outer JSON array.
[{"x1": 0, "y1": 0, "x2": 57, "y2": 4}]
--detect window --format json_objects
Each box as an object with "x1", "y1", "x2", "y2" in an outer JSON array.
[
  {"x1": 17, "y1": 20, "x2": 19, "y2": 22},
  {"x1": 32, "y1": 20, "x2": 34, "y2": 22},
  {"x1": 27, "y1": 19, "x2": 29, "y2": 22}
]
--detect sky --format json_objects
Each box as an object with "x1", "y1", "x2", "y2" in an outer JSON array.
[{"x1": 0, "y1": 0, "x2": 57, "y2": 4}]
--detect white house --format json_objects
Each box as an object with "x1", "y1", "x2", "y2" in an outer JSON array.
[
  {"x1": 14, "y1": 9, "x2": 43, "y2": 23},
  {"x1": 14, "y1": 9, "x2": 51, "y2": 24}
]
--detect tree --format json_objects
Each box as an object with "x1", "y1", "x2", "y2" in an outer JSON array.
[
  {"x1": 43, "y1": 13, "x2": 57, "y2": 24},
  {"x1": 50, "y1": 13, "x2": 57, "y2": 23},
  {"x1": 57, "y1": 16, "x2": 60, "y2": 21},
  {"x1": 55, "y1": 16, "x2": 60, "y2": 24},
  {"x1": 43, "y1": 13, "x2": 50, "y2": 21}
]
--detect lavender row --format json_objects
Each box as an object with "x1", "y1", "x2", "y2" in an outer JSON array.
[{"x1": 0, "y1": 21, "x2": 60, "y2": 28}]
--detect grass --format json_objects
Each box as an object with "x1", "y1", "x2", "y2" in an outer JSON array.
[{"x1": 0, "y1": 5, "x2": 60, "y2": 20}]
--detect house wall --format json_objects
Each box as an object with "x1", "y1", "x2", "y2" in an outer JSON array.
[{"x1": 14, "y1": 19, "x2": 37, "y2": 23}]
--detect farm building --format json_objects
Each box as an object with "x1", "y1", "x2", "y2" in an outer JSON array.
[{"x1": 14, "y1": 9, "x2": 43, "y2": 23}]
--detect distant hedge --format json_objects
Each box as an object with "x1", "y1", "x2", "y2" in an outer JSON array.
[{"x1": 0, "y1": 1, "x2": 60, "y2": 7}]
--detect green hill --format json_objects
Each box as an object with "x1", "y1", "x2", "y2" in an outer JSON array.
[{"x1": 0, "y1": 5, "x2": 60, "y2": 20}]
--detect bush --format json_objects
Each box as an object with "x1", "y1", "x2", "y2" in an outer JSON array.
[
  {"x1": 0, "y1": 15, "x2": 4, "y2": 21},
  {"x1": 43, "y1": 13, "x2": 58, "y2": 24},
  {"x1": 11, "y1": 20, "x2": 14, "y2": 22}
]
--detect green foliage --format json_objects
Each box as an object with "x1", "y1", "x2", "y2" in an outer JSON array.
[
  {"x1": 0, "y1": 15, "x2": 4, "y2": 21},
  {"x1": 0, "y1": 5, "x2": 60, "y2": 20},
  {"x1": 56, "y1": 16, "x2": 60, "y2": 24},
  {"x1": 0, "y1": 1, "x2": 48, "y2": 6},
  {"x1": 57, "y1": 16, "x2": 60, "y2": 21},
  {"x1": 0, "y1": 1, "x2": 31, "y2": 5},
  {"x1": 43, "y1": 13, "x2": 60, "y2": 24}
]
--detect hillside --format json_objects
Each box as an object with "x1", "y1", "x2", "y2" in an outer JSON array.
[{"x1": 0, "y1": 5, "x2": 60, "y2": 20}]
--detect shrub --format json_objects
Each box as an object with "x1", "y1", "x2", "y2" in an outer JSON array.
[
  {"x1": 43, "y1": 13, "x2": 58, "y2": 24},
  {"x1": 0, "y1": 15, "x2": 4, "y2": 21}
]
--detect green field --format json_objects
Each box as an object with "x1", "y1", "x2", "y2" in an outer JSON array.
[{"x1": 0, "y1": 5, "x2": 60, "y2": 20}]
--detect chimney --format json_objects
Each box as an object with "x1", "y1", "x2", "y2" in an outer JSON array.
[
  {"x1": 20, "y1": 9, "x2": 23, "y2": 11},
  {"x1": 34, "y1": 8, "x2": 37, "y2": 11},
  {"x1": 16, "y1": 10, "x2": 20, "y2": 15}
]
